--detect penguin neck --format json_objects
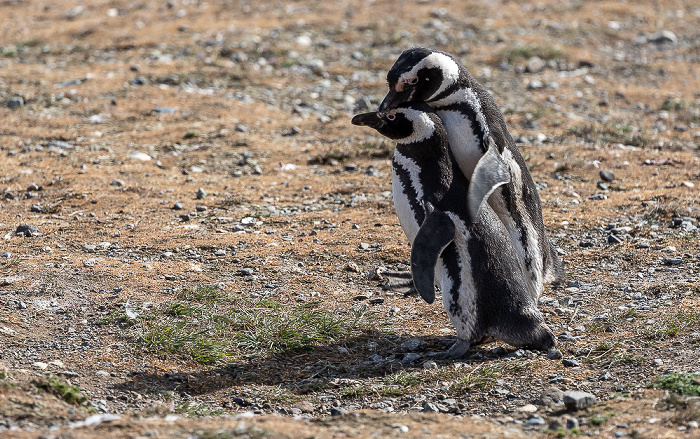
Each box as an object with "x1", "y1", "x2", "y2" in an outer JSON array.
[{"x1": 395, "y1": 134, "x2": 454, "y2": 198}]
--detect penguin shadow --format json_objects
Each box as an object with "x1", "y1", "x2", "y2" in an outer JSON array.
[{"x1": 112, "y1": 333, "x2": 523, "y2": 399}]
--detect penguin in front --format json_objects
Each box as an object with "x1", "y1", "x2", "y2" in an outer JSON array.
[
  {"x1": 352, "y1": 102, "x2": 556, "y2": 358},
  {"x1": 376, "y1": 47, "x2": 563, "y2": 303}
]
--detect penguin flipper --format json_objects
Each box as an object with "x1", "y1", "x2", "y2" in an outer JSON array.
[
  {"x1": 467, "y1": 138, "x2": 511, "y2": 223},
  {"x1": 410, "y1": 203, "x2": 456, "y2": 304}
]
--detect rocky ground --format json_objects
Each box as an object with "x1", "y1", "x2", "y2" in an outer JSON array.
[{"x1": 1, "y1": 0, "x2": 699, "y2": 437}]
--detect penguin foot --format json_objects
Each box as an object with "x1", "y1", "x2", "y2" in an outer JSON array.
[{"x1": 427, "y1": 339, "x2": 471, "y2": 360}]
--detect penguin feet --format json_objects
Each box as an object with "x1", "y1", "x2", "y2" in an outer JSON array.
[
  {"x1": 369, "y1": 267, "x2": 417, "y2": 297},
  {"x1": 427, "y1": 339, "x2": 471, "y2": 360}
]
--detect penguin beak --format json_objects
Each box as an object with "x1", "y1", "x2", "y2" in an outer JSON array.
[
  {"x1": 377, "y1": 88, "x2": 410, "y2": 114},
  {"x1": 351, "y1": 112, "x2": 385, "y2": 130}
]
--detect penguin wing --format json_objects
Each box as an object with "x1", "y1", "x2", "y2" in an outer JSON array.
[
  {"x1": 411, "y1": 202, "x2": 456, "y2": 304},
  {"x1": 467, "y1": 138, "x2": 511, "y2": 223}
]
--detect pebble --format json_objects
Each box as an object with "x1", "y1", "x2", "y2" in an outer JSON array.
[
  {"x1": 566, "y1": 417, "x2": 580, "y2": 429},
  {"x1": 32, "y1": 361, "x2": 49, "y2": 370},
  {"x1": 562, "y1": 358, "x2": 580, "y2": 367},
  {"x1": 608, "y1": 234, "x2": 624, "y2": 244},
  {"x1": 95, "y1": 371, "x2": 110, "y2": 377},
  {"x1": 173, "y1": 202, "x2": 184, "y2": 210},
  {"x1": 600, "y1": 170, "x2": 615, "y2": 182},
  {"x1": 422, "y1": 402, "x2": 440, "y2": 413},
  {"x1": 164, "y1": 274, "x2": 177, "y2": 281},
  {"x1": 401, "y1": 338, "x2": 427, "y2": 352},
  {"x1": 237, "y1": 268, "x2": 254, "y2": 276},
  {"x1": 563, "y1": 391, "x2": 596, "y2": 410},
  {"x1": 15, "y1": 224, "x2": 40, "y2": 237},
  {"x1": 402, "y1": 353, "x2": 422, "y2": 364},
  {"x1": 153, "y1": 106, "x2": 177, "y2": 114},
  {"x1": 526, "y1": 56, "x2": 546, "y2": 73},
  {"x1": 292, "y1": 401, "x2": 314, "y2": 413},
  {"x1": 330, "y1": 407, "x2": 348, "y2": 416},
  {"x1": 127, "y1": 151, "x2": 152, "y2": 161},
  {"x1": 0, "y1": 252, "x2": 10, "y2": 258},
  {"x1": 6, "y1": 96, "x2": 24, "y2": 109},
  {"x1": 196, "y1": 188, "x2": 206, "y2": 199},
  {"x1": 525, "y1": 416, "x2": 545, "y2": 427},
  {"x1": 598, "y1": 370, "x2": 613, "y2": 381},
  {"x1": 369, "y1": 298, "x2": 385, "y2": 304},
  {"x1": 422, "y1": 361, "x2": 438, "y2": 369},
  {"x1": 547, "y1": 349, "x2": 563, "y2": 360},
  {"x1": 539, "y1": 387, "x2": 564, "y2": 406},
  {"x1": 179, "y1": 214, "x2": 191, "y2": 221},
  {"x1": 195, "y1": 205, "x2": 207, "y2": 212},
  {"x1": 214, "y1": 249, "x2": 226, "y2": 256},
  {"x1": 518, "y1": 404, "x2": 538, "y2": 413},
  {"x1": 648, "y1": 30, "x2": 678, "y2": 44},
  {"x1": 661, "y1": 257, "x2": 682, "y2": 266}
]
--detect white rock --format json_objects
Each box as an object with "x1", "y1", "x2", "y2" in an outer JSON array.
[
  {"x1": 127, "y1": 151, "x2": 152, "y2": 161},
  {"x1": 32, "y1": 362, "x2": 49, "y2": 370}
]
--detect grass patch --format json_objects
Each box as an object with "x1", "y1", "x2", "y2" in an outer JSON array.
[
  {"x1": 568, "y1": 123, "x2": 651, "y2": 148},
  {"x1": 590, "y1": 411, "x2": 615, "y2": 426},
  {"x1": 498, "y1": 45, "x2": 565, "y2": 63},
  {"x1": 642, "y1": 311, "x2": 700, "y2": 341},
  {"x1": 448, "y1": 365, "x2": 503, "y2": 392},
  {"x1": 34, "y1": 375, "x2": 88, "y2": 405},
  {"x1": 130, "y1": 285, "x2": 382, "y2": 365},
  {"x1": 653, "y1": 373, "x2": 700, "y2": 396}
]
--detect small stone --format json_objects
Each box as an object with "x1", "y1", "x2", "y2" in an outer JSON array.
[
  {"x1": 526, "y1": 56, "x2": 546, "y2": 73},
  {"x1": 598, "y1": 370, "x2": 613, "y2": 381},
  {"x1": 401, "y1": 338, "x2": 427, "y2": 352},
  {"x1": 600, "y1": 170, "x2": 615, "y2": 182},
  {"x1": 0, "y1": 252, "x2": 10, "y2": 258},
  {"x1": 195, "y1": 205, "x2": 207, "y2": 212},
  {"x1": 345, "y1": 163, "x2": 358, "y2": 172},
  {"x1": 562, "y1": 358, "x2": 580, "y2": 367},
  {"x1": 563, "y1": 391, "x2": 596, "y2": 410},
  {"x1": 597, "y1": 182, "x2": 609, "y2": 190},
  {"x1": 214, "y1": 249, "x2": 226, "y2": 256},
  {"x1": 15, "y1": 224, "x2": 40, "y2": 237},
  {"x1": 662, "y1": 257, "x2": 682, "y2": 266},
  {"x1": 369, "y1": 298, "x2": 384, "y2": 305},
  {"x1": 330, "y1": 407, "x2": 348, "y2": 416},
  {"x1": 111, "y1": 179, "x2": 125, "y2": 187},
  {"x1": 539, "y1": 387, "x2": 564, "y2": 406},
  {"x1": 127, "y1": 151, "x2": 152, "y2": 161},
  {"x1": 173, "y1": 202, "x2": 183, "y2": 210},
  {"x1": 518, "y1": 404, "x2": 538, "y2": 413},
  {"x1": 492, "y1": 346, "x2": 508, "y2": 356},
  {"x1": 566, "y1": 417, "x2": 580, "y2": 429},
  {"x1": 528, "y1": 79, "x2": 545, "y2": 89},
  {"x1": 153, "y1": 106, "x2": 177, "y2": 114},
  {"x1": 369, "y1": 354, "x2": 384, "y2": 363},
  {"x1": 6, "y1": 96, "x2": 24, "y2": 109},
  {"x1": 402, "y1": 353, "x2": 422, "y2": 364},
  {"x1": 422, "y1": 402, "x2": 440, "y2": 413},
  {"x1": 292, "y1": 401, "x2": 314, "y2": 414},
  {"x1": 422, "y1": 360, "x2": 438, "y2": 369},
  {"x1": 179, "y1": 214, "x2": 191, "y2": 221},
  {"x1": 648, "y1": 30, "x2": 678, "y2": 44},
  {"x1": 525, "y1": 416, "x2": 545, "y2": 427},
  {"x1": 652, "y1": 358, "x2": 663, "y2": 366},
  {"x1": 164, "y1": 274, "x2": 177, "y2": 281},
  {"x1": 32, "y1": 361, "x2": 49, "y2": 370},
  {"x1": 237, "y1": 268, "x2": 254, "y2": 276},
  {"x1": 358, "y1": 242, "x2": 370, "y2": 250},
  {"x1": 547, "y1": 348, "x2": 563, "y2": 360},
  {"x1": 196, "y1": 188, "x2": 206, "y2": 199},
  {"x1": 235, "y1": 124, "x2": 248, "y2": 133},
  {"x1": 608, "y1": 234, "x2": 624, "y2": 244},
  {"x1": 95, "y1": 371, "x2": 110, "y2": 377},
  {"x1": 31, "y1": 205, "x2": 42, "y2": 213}
]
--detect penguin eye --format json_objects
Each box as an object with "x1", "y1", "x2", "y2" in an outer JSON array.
[
  {"x1": 386, "y1": 113, "x2": 396, "y2": 121},
  {"x1": 408, "y1": 77, "x2": 419, "y2": 85}
]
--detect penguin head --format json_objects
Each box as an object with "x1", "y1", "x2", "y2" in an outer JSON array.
[
  {"x1": 378, "y1": 47, "x2": 461, "y2": 113},
  {"x1": 352, "y1": 102, "x2": 440, "y2": 144}
]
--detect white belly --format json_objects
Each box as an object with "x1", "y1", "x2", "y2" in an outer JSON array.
[
  {"x1": 391, "y1": 166, "x2": 420, "y2": 244},
  {"x1": 436, "y1": 109, "x2": 483, "y2": 179}
]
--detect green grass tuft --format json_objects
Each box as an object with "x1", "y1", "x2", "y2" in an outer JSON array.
[
  {"x1": 653, "y1": 373, "x2": 700, "y2": 396},
  {"x1": 34, "y1": 375, "x2": 88, "y2": 405}
]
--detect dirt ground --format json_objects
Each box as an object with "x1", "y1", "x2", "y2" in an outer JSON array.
[{"x1": 1, "y1": 0, "x2": 699, "y2": 437}]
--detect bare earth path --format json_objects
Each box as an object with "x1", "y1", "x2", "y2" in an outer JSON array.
[{"x1": 1, "y1": 0, "x2": 699, "y2": 437}]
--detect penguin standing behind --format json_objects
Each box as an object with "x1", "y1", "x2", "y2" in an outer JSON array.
[
  {"x1": 376, "y1": 48, "x2": 563, "y2": 303},
  {"x1": 352, "y1": 102, "x2": 555, "y2": 358}
]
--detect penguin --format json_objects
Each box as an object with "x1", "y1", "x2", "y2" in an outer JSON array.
[
  {"x1": 351, "y1": 102, "x2": 556, "y2": 358},
  {"x1": 376, "y1": 47, "x2": 563, "y2": 303}
]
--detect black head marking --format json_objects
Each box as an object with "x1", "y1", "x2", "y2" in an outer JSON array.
[{"x1": 352, "y1": 102, "x2": 438, "y2": 142}]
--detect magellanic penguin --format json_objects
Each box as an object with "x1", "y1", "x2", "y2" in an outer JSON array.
[
  {"x1": 377, "y1": 47, "x2": 563, "y2": 302},
  {"x1": 351, "y1": 102, "x2": 556, "y2": 358}
]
